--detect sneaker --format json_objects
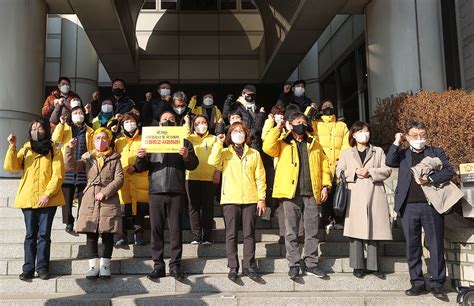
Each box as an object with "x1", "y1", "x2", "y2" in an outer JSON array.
[
  {"x1": 169, "y1": 268, "x2": 184, "y2": 281},
  {"x1": 134, "y1": 231, "x2": 146, "y2": 245},
  {"x1": 288, "y1": 266, "x2": 300, "y2": 280},
  {"x1": 201, "y1": 240, "x2": 212, "y2": 245},
  {"x1": 333, "y1": 223, "x2": 344, "y2": 230},
  {"x1": 115, "y1": 237, "x2": 127, "y2": 246},
  {"x1": 191, "y1": 234, "x2": 201, "y2": 245},
  {"x1": 19, "y1": 271, "x2": 34, "y2": 281},
  {"x1": 147, "y1": 268, "x2": 166, "y2": 279},
  {"x1": 306, "y1": 266, "x2": 327, "y2": 278},
  {"x1": 242, "y1": 267, "x2": 260, "y2": 280},
  {"x1": 353, "y1": 269, "x2": 364, "y2": 279},
  {"x1": 228, "y1": 268, "x2": 238, "y2": 282},
  {"x1": 325, "y1": 224, "x2": 334, "y2": 230}
]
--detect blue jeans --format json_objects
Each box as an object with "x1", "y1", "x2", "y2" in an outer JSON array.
[{"x1": 22, "y1": 206, "x2": 57, "y2": 273}]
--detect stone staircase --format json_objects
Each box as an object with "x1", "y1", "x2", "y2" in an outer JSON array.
[{"x1": 0, "y1": 179, "x2": 458, "y2": 305}]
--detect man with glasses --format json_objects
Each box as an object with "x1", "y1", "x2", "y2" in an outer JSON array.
[{"x1": 386, "y1": 121, "x2": 454, "y2": 300}]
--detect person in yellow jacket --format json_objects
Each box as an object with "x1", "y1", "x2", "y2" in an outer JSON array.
[
  {"x1": 91, "y1": 99, "x2": 115, "y2": 130},
  {"x1": 52, "y1": 106, "x2": 94, "y2": 233},
  {"x1": 310, "y1": 100, "x2": 350, "y2": 229},
  {"x1": 192, "y1": 92, "x2": 223, "y2": 134},
  {"x1": 114, "y1": 112, "x2": 149, "y2": 245},
  {"x1": 4, "y1": 120, "x2": 65, "y2": 281},
  {"x1": 208, "y1": 122, "x2": 266, "y2": 282},
  {"x1": 186, "y1": 115, "x2": 221, "y2": 245},
  {"x1": 263, "y1": 111, "x2": 331, "y2": 280}
]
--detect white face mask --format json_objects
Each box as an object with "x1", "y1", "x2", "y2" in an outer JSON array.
[
  {"x1": 60, "y1": 84, "x2": 70, "y2": 94},
  {"x1": 173, "y1": 106, "x2": 186, "y2": 115},
  {"x1": 203, "y1": 97, "x2": 214, "y2": 106},
  {"x1": 195, "y1": 124, "x2": 208, "y2": 134},
  {"x1": 123, "y1": 121, "x2": 137, "y2": 133},
  {"x1": 159, "y1": 88, "x2": 171, "y2": 97},
  {"x1": 409, "y1": 139, "x2": 427, "y2": 150},
  {"x1": 354, "y1": 131, "x2": 370, "y2": 144},
  {"x1": 71, "y1": 113, "x2": 84, "y2": 124},
  {"x1": 231, "y1": 132, "x2": 245, "y2": 145},
  {"x1": 294, "y1": 86, "x2": 305, "y2": 97},
  {"x1": 101, "y1": 104, "x2": 113, "y2": 113},
  {"x1": 70, "y1": 100, "x2": 81, "y2": 109},
  {"x1": 274, "y1": 114, "x2": 284, "y2": 123}
]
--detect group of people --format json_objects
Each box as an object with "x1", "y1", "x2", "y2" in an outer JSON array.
[{"x1": 3, "y1": 76, "x2": 454, "y2": 299}]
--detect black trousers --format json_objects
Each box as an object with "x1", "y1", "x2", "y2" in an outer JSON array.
[
  {"x1": 186, "y1": 180, "x2": 216, "y2": 240},
  {"x1": 401, "y1": 202, "x2": 446, "y2": 288},
  {"x1": 320, "y1": 177, "x2": 344, "y2": 225},
  {"x1": 149, "y1": 193, "x2": 183, "y2": 271},
  {"x1": 222, "y1": 204, "x2": 257, "y2": 270},
  {"x1": 61, "y1": 184, "x2": 85, "y2": 225},
  {"x1": 86, "y1": 232, "x2": 114, "y2": 259},
  {"x1": 121, "y1": 202, "x2": 149, "y2": 234}
]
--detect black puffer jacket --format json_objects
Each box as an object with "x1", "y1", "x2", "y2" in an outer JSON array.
[{"x1": 135, "y1": 139, "x2": 199, "y2": 194}]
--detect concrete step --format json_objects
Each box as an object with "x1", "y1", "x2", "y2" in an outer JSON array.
[
  {"x1": 0, "y1": 273, "x2": 450, "y2": 294},
  {"x1": 0, "y1": 240, "x2": 406, "y2": 260},
  {"x1": 0, "y1": 291, "x2": 459, "y2": 306},
  {"x1": 1, "y1": 256, "x2": 414, "y2": 276}
]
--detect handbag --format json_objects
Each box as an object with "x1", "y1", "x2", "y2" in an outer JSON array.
[{"x1": 333, "y1": 170, "x2": 348, "y2": 217}]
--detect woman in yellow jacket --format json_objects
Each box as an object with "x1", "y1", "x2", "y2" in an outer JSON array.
[
  {"x1": 208, "y1": 122, "x2": 266, "y2": 282},
  {"x1": 4, "y1": 120, "x2": 65, "y2": 281},
  {"x1": 311, "y1": 100, "x2": 350, "y2": 229},
  {"x1": 186, "y1": 115, "x2": 221, "y2": 245},
  {"x1": 52, "y1": 106, "x2": 94, "y2": 233},
  {"x1": 114, "y1": 113, "x2": 149, "y2": 245}
]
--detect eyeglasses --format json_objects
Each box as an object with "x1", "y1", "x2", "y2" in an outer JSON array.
[{"x1": 408, "y1": 133, "x2": 426, "y2": 139}]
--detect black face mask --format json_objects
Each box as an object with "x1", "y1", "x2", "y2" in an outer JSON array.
[
  {"x1": 112, "y1": 88, "x2": 124, "y2": 97},
  {"x1": 292, "y1": 124, "x2": 307, "y2": 135},
  {"x1": 30, "y1": 138, "x2": 52, "y2": 156},
  {"x1": 322, "y1": 107, "x2": 335, "y2": 116},
  {"x1": 244, "y1": 95, "x2": 255, "y2": 102},
  {"x1": 161, "y1": 120, "x2": 176, "y2": 127}
]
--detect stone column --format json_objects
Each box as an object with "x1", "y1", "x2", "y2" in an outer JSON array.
[
  {"x1": 0, "y1": 0, "x2": 47, "y2": 178},
  {"x1": 60, "y1": 14, "x2": 99, "y2": 102},
  {"x1": 365, "y1": 0, "x2": 446, "y2": 114}
]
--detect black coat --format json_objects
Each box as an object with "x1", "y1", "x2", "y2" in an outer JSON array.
[{"x1": 135, "y1": 139, "x2": 199, "y2": 194}]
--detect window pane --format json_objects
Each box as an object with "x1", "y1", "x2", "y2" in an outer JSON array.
[
  {"x1": 241, "y1": 0, "x2": 257, "y2": 10},
  {"x1": 341, "y1": 96, "x2": 359, "y2": 128},
  {"x1": 181, "y1": 0, "x2": 218, "y2": 10},
  {"x1": 221, "y1": 0, "x2": 237, "y2": 10},
  {"x1": 161, "y1": 0, "x2": 177, "y2": 10},
  {"x1": 339, "y1": 55, "x2": 357, "y2": 101},
  {"x1": 143, "y1": 0, "x2": 157, "y2": 10},
  {"x1": 321, "y1": 72, "x2": 337, "y2": 106}
]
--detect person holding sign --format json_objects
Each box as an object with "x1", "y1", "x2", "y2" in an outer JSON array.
[
  {"x1": 135, "y1": 111, "x2": 199, "y2": 281},
  {"x1": 186, "y1": 115, "x2": 221, "y2": 245},
  {"x1": 208, "y1": 122, "x2": 266, "y2": 282}
]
